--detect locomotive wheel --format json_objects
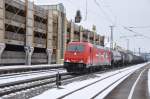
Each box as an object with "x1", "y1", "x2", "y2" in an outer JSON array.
[
  {"x1": 88, "y1": 67, "x2": 93, "y2": 73},
  {"x1": 66, "y1": 68, "x2": 72, "y2": 72}
]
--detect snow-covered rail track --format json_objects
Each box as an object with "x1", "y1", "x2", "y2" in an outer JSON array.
[
  {"x1": 55, "y1": 63, "x2": 148, "y2": 99},
  {"x1": 0, "y1": 66, "x2": 127, "y2": 99},
  {"x1": 105, "y1": 64, "x2": 150, "y2": 99},
  {"x1": 0, "y1": 72, "x2": 72, "y2": 97}
]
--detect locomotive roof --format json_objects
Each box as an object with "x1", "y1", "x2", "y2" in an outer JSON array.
[
  {"x1": 68, "y1": 41, "x2": 93, "y2": 46},
  {"x1": 68, "y1": 41, "x2": 110, "y2": 50},
  {"x1": 95, "y1": 45, "x2": 110, "y2": 51}
]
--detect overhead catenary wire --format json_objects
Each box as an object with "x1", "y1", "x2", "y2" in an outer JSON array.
[
  {"x1": 94, "y1": 0, "x2": 115, "y2": 25},
  {"x1": 94, "y1": 0, "x2": 116, "y2": 47},
  {"x1": 123, "y1": 26, "x2": 150, "y2": 39},
  {"x1": 61, "y1": 0, "x2": 111, "y2": 32},
  {"x1": 93, "y1": 0, "x2": 150, "y2": 52},
  {"x1": 97, "y1": 0, "x2": 117, "y2": 25},
  {"x1": 61, "y1": 0, "x2": 116, "y2": 29},
  {"x1": 127, "y1": 26, "x2": 150, "y2": 29},
  {"x1": 120, "y1": 34, "x2": 142, "y2": 39}
]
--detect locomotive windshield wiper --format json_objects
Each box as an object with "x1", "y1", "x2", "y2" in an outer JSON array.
[
  {"x1": 74, "y1": 46, "x2": 77, "y2": 51},
  {"x1": 74, "y1": 46, "x2": 79, "y2": 51}
]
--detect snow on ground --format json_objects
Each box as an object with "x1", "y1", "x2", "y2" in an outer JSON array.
[
  {"x1": 31, "y1": 62, "x2": 148, "y2": 99},
  {"x1": 0, "y1": 69, "x2": 66, "y2": 85},
  {"x1": 63, "y1": 69, "x2": 133, "y2": 99},
  {"x1": 95, "y1": 73, "x2": 129, "y2": 99},
  {"x1": 148, "y1": 69, "x2": 150, "y2": 96}
]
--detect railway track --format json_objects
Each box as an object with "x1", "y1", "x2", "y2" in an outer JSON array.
[
  {"x1": 56, "y1": 69, "x2": 134, "y2": 98},
  {"x1": 0, "y1": 63, "x2": 148, "y2": 99},
  {"x1": 0, "y1": 72, "x2": 73, "y2": 98},
  {"x1": 0, "y1": 65, "x2": 128, "y2": 99},
  {"x1": 105, "y1": 64, "x2": 150, "y2": 99},
  {"x1": 45, "y1": 63, "x2": 147, "y2": 99},
  {"x1": 0, "y1": 70, "x2": 103, "y2": 99}
]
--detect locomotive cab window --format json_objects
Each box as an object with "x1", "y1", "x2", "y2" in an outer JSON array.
[{"x1": 67, "y1": 45, "x2": 84, "y2": 52}]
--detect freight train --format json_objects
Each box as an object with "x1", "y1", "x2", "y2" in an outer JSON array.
[{"x1": 64, "y1": 41, "x2": 144, "y2": 73}]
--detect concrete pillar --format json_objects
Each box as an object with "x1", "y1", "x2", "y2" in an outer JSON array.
[
  {"x1": 0, "y1": 0, "x2": 5, "y2": 43},
  {"x1": 80, "y1": 26, "x2": 83, "y2": 42},
  {"x1": 61, "y1": 13, "x2": 66, "y2": 63},
  {"x1": 46, "y1": 49, "x2": 53, "y2": 64},
  {"x1": 70, "y1": 21, "x2": 74, "y2": 42},
  {"x1": 47, "y1": 10, "x2": 53, "y2": 64},
  {"x1": 0, "y1": 43, "x2": 5, "y2": 64},
  {"x1": 57, "y1": 12, "x2": 62, "y2": 64},
  {"x1": 63, "y1": 17, "x2": 67, "y2": 53},
  {"x1": 0, "y1": 0, "x2": 5, "y2": 65},
  {"x1": 24, "y1": 46, "x2": 34, "y2": 65},
  {"x1": 56, "y1": 11, "x2": 66, "y2": 64},
  {"x1": 25, "y1": 0, "x2": 34, "y2": 65}
]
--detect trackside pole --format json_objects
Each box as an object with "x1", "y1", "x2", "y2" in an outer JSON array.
[{"x1": 56, "y1": 72, "x2": 61, "y2": 88}]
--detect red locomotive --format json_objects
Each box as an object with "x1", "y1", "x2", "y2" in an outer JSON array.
[
  {"x1": 64, "y1": 41, "x2": 111, "y2": 73},
  {"x1": 64, "y1": 41, "x2": 145, "y2": 73}
]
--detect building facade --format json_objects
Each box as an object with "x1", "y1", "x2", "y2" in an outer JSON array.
[{"x1": 0, "y1": 0, "x2": 104, "y2": 65}]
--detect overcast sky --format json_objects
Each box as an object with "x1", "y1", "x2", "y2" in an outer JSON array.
[{"x1": 34, "y1": 0, "x2": 150, "y2": 53}]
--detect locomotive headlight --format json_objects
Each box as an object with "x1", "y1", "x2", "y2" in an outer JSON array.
[
  {"x1": 79, "y1": 60, "x2": 83, "y2": 63},
  {"x1": 66, "y1": 59, "x2": 70, "y2": 62}
]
